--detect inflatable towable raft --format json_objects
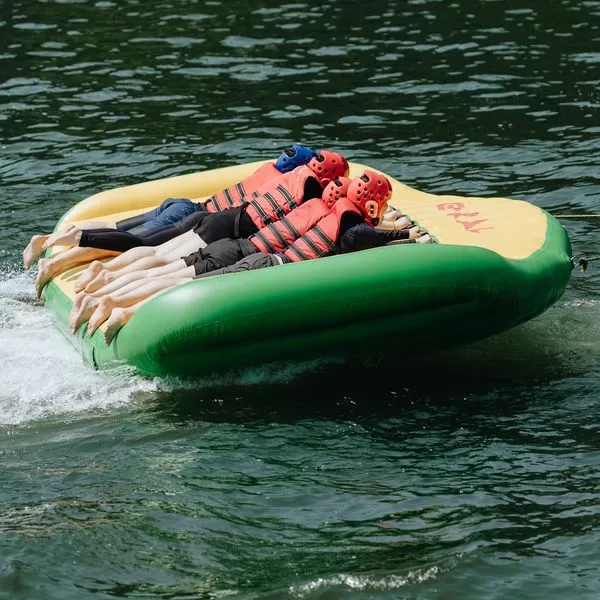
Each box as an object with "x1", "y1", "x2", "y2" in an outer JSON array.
[{"x1": 42, "y1": 161, "x2": 573, "y2": 377}]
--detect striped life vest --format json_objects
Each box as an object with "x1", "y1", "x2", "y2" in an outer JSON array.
[
  {"x1": 204, "y1": 162, "x2": 281, "y2": 213},
  {"x1": 244, "y1": 165, "x2": 321, "y2": 228},
  {"x1": 283, "y1": 198, "x2": 362, "y2": 262},
  {"x1": 249, "y1": 197, "x2": 331, "y2": 254}
]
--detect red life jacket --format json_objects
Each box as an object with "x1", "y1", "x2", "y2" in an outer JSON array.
[
  {"x1": 249, "y1": 197, "x2": 331, "y2": 254},
  {"x1": 204, "y1": 162, "x2": 281, "y2": 213},
  {"x1": 244, "y1": 165, "x2": 320, "y2": 229},
  {"x1": 283, "y1": 198, "x2": 362, "y2": 262}
]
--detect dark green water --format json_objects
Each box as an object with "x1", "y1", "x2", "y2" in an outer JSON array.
[{"x1": 2, "y1": 0, "x2": 600, "y2": 597}]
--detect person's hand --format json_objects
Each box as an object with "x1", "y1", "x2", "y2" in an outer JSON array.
[
  {"x1": 408, "y1": 226, "x2": 421, "y2": 239},
  {"x1": 382, "y1": 208, "x2": 401, "y2": 222},
  {"x1": 391, "y1": 216, "x2": 411, "y2": 230},
  {"x1": 375, "y1": 216, "x2": 411, "y2": 231},
  {"x1": 416, "y1": 234, "x2": 433, "y2": 244}
]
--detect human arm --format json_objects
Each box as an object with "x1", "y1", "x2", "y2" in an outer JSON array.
[{"x1": 338, "y1": 222, "x2": 417, "y2": 253}]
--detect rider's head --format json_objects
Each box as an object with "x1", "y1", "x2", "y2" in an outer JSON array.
[
  {"x1": 347, "y1": 170, "x2": 393, "y2": 225},
  {"x1": 307, "y1": 150, "x2": 350, "y2": 186},
  {"x1": 321, "y1": 177, "x2": 352, "y2": 208}
]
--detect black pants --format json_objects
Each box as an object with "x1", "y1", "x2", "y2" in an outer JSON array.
[
  {"x1": 78, "y1": 207, "x2": 257, "y2": 253},
  {"x1": 195, "y1": 252, "x2": 282, "y2": 279},
  {"x1": 182, "y1": 238, "x2": 259, "y2": 276}
]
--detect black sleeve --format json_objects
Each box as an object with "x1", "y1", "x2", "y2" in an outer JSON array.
[{"x1": 338, "y1": 223, "x2": 410, "y2": 253}]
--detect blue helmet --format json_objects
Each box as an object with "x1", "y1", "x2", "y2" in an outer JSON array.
[{"x1": 275, "y1": 144, "x2": 315, "y2": 173}]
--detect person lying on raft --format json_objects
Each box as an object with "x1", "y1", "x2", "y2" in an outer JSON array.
[
  {"x1": 33, "y1": 151, "x2": 350, "y2": 297},
  {"x1": 23, "y1": 144, "x2": 316, "y2": 269},
  {"x1": 72, "y1": 171, "x2": 432, "y2": 341},
  {"x1": 67, "y1": 172, "x2": 414, "y2": 300},
  {"x1": 43, "y1": 198, "x2": 411, "y2": 301}
]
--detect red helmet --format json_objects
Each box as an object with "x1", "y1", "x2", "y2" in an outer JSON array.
[
  {"x1": 321, "y1": 176, "x2": 351, "y2": 208},
  {"x1": 307, "y1": 150, "x2": 350, "y2": 185},
  {"x1": 347, "y1": 170, "x2": 392, "y2": 224}
]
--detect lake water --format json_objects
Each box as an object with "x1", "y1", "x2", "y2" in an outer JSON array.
[{"x1": 2, "y1": 0, "x2": 600, "y2": 598}]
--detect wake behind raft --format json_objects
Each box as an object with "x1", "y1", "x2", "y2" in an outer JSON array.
[{"x1": 41, "y1": 161, "x2": 573, "y2": 377}]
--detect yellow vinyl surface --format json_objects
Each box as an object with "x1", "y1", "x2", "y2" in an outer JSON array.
[{"x1": 50, "y1": 161, "x2": 548, "y2": 302}]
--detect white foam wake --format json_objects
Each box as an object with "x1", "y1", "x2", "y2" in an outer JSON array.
[{"x1": 0, "y1": 270, "x2": 155, "y2": 426}]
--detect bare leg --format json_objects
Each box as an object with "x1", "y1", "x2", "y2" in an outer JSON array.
[
  {"x1": 74, "y1": 230, "x2": 201, "y2": 291},
  {"x1": 56, "y1": 223, "x2": 77, "y2": 233},
  {"x1": 74, "y1": 247, "x2": 157, "y2": 292},
  {"x1": 23, "y1": 223, "x2": 92, "y2": 268},
  {"x1": 74, "y1": 261, "x2": 105, "y2": 293},
  {"x1": 69, "y1": 274, "x2": 176, "y2": 332},
  {"x1": 43, "y1": 227, "x2": 83, "y2": 250},
  {"x1": 72, "y1": 290, "x2": 87, "y2": 312},
  {"x1": 96, "y1": 265, "x2": 195, "y2": 300},
  {"x1": 102, "y1": 287, "x2": 183, "y2": 344},
  {"x1": 86, "y1": 260, "x2": 190, "y2": 298},
  {"x1": 69, "y1": 294, "x2": 102, "y2": 332},
  {"x1": 82, "y1": 254, "x2": 180, "y2": 293},
  {"x1": 85, "y1": 296, "x2": 119, "y2": 335},
  {"x1": 35, "y1": 247, "x2": 117, "y2": 298},
  {"x1": 85, "y1": 271, "x2": 152, "y2": 298},
  {"x1": 87, "y1": 275, "x2": 194, "y2": 336},
  {"x1": 23, "y1": 235, "x2": 50, "y2": 269},
  {"x1": 103, "y1": 306, "x2": 140, "y2": 344},
  {"x1": 145, "y1": 261, "x2": 192, "y2": 278},
  {"x1": 154, "y1": 230, "x2": 203, "y2": 258},
  {"x1": 71, "y1": 219, "x2": 116, "y2": 230}
]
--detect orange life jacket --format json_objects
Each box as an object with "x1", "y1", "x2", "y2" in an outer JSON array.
[
  {"x1": 204, "y1": 162, "x2": 281, "y2": 213},
  {"x1": 244, "y1": 165, "x2": 320, "y2": 228},
  {"x1": 249, "y1": 197, "x2": 331, "y2": 254},
  {"x1": 283, "y1": 198, "x2": 362, "y2": 262}
]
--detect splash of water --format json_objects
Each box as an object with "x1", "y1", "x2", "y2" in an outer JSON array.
[
  {"x1": 288, "y1": 566, "x2": 443, "y2": 597},
  {"x1": 0, "y1": 269, "x2": 338, "y2": 425},
  {"x1": 0, "y1": 270, "x2": 157, "y2": 425}
]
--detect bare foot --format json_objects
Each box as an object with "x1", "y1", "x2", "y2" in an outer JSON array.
[
  {"x1": 417, "y1": 234, "x2": 433, "y2": 244},
  {"x1": 72, "y1": 291, "x2": 88, "y2": 312},
  {"x1": 23, "y1": 235, "x2": 50, "y2": 269},
  {"x1": 87, "y1": 297, "x2": 117, "y2": 336},
  {"x1": 103, "y1": 307, "x2": 131, "y2": 344},
  {"x1": 74, "y1": 261, "x2": 104, "y2": 293},
  {"x1": 35, "y1": 258, "x2": 55, "y2": 298},
  {"x1": 68, "y1": 295, "x2": 101, "y2": 333},
  {"x1": 84, "y1": 269, "x2": 116, "y2": 294},
  {"x1": 43, "y1": 227, "x2": 82, "y2": 250}
]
